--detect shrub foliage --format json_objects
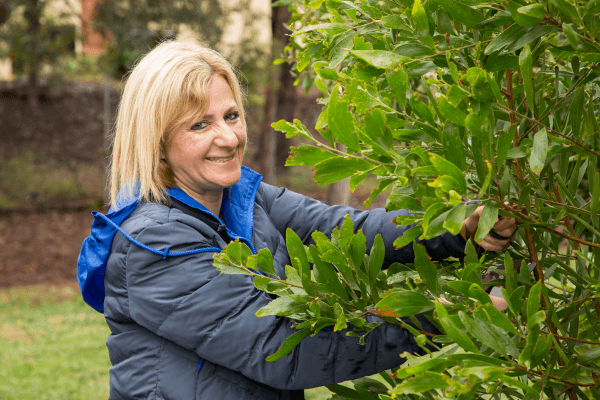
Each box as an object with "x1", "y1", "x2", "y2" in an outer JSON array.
[{"x1": 216, "y1": 0, "x2": 600, "y2": 398}]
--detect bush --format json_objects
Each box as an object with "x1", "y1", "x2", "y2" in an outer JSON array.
[{"x1": 218, "y1": 0, "x2": 600, "y2": 398}]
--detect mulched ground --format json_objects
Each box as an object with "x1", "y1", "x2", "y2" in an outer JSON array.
[{"x1": 0, "y1": 210, "x2": 100, "y2": 288}]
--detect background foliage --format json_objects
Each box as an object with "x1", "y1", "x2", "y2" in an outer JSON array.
[{"x1": 216, "y1": 0, "x2": 600, "y2": 398}]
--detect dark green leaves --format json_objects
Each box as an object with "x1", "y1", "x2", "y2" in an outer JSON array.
[
  {"x1": 328, "y1": 84, "x2": 359, "y2": 152},
  {"x1": 438, "y1": 0, "x2": 485, "y2": 27},
  {"x1": 375, "y1": 290, "x2": 435, "y2": 317},
  {"x1": 474, "y1": 202, "x2": 499, "y2": 243},
  {"x1": 349, "y1": 50, "x2": 409, "y2": 69},
  {"x1": 529, "y1": 128, "x2": 548, "y2": 174},
  {"x1": 414, "y1": 243, "x2": 438, "y2": 294},
  {"x1": 435, "y1": 301, "x2": 480, "y2": 353},
  {"x1": 265, "y1": 328, "x2": 312, "y2": 361}
]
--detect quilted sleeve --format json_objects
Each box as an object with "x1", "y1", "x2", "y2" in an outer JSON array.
[
  {"x1": 257, "y1": 183, "x2": 466, "y2": 263},
  {"x1": 124, "y1": 220, "x2": 436, "y2": 390}
]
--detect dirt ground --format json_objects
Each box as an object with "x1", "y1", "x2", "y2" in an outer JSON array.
[{"x1": 0, "y1": 210, "x2": 100, "y2": 289}]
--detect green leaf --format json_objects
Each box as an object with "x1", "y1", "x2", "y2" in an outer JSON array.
[
  {"x1": 501, "y1": 376, "x2": 539, "y2": 396},
  {"x1": 435, "y1": 301, "x2": 480, "y2": 353},
  {"x1": 459, "y1": 312, "x2": 510, "y2": 356},
  {"x1": 412, "y1": 0, "x2": 429, "y2": 32},
  {"x1": 313, "y1": 157, "x2": 376, "y2": 185},
  {"x1": 443, "y1": 204, "x2": 467, "y2": 236},
  {"x1": 504, "y1": 252, "x2": 516, "y2": 297},
  {"x1": 325, "y1": 384, "x2": 363, "y2": 399},
  {"x1": 438, "y1": 0, "x2": 485, "y2": 27},
  {"x1": 390, "y1": 371, "x2": 450, "y2": 395},
  {"x1": 429, "y1": 153, "x2": 468, "y2": 194},
  {"x1": 367, "y1": 234, "x2": 385, "y2": 284},
  {"x1": 393, "y1": 224, "x2": 423, "y2": 249},
  {"x1": 286, "y1": 228, "x2": 316, "y2": 296},
  {"x1": 257, "y1": 248, "x2": 277, "y2": 276},
  {"x1": 438, "y1": 97, "x2": 466, "y2": 127},
  {"x1": 349, "y1": 50, "x2": 410, "y2": 69},
  {"x1": 286, "y1": 144, "x2": 336, "y2": 167},
  {"x1": 517, "y1": 4, "x2": 546, "y2": 19},
  {"x1": 257, "y1": 296, "x2": 308, "y2": 318},
  {"x1": 527, "y1": 281, "x2": 542, "y2": 319},
  {"x1": 578, "y1": 346, "x2": 600, "y2": 363},
  {"x1": 570, "y1": 86, "x2": 585, "y2": 140},
  {"x1": 527, "y1": 310, "x2": 546, "y2": 329},
  {"x1": 386, "y1": 68, "x2": 408, "y2": 108},
  {"x1": 272, "y1": 119, "x2": 312, "y2": 139},
  {"x1": 481, "y1": 303, "x2": 519, "y2": 335},
  {"x1": 292, "y1": 22, "x2": 349, "y2": 36},
  {"x1": 554, "y1": 0, "x2": 581, "y2": 23},
  {"x1": 394, "y1": 359, "x2": 454, "y2": 379},
  {"x1": 328, "y1": 84, "x2": 359, "y2": 152},
  {"x1": 265, "y1": 328, "x2": 312, "y2": 361},
  {"x1": 478, "y1": 160, "x2": 493, "y2": 199},
  {"x1": 468, "y1": 284, "x2": 492, "y2": 305},
  {"x1": 497, "y1": 126, "x2": 515, "y2": 169},
  {"x1": 529, "y1": 128, "x2": 548, "y2": 174},
  {"x1": 363, "y1": 178, "x2": 395, "y2": 207},
  {"x1": 414, "y1": 243, "x2": 438, "y2": 294},
  {"x1": 447, "y1": 85, "x2": 469, "y2": 107},
  {"x1": 563, "y1": 23, "x2": 580, "y2": 49},
  {"x1": 443, "y1": 122, "x2": 466, "y2": 170},
  {"x1": 309, "y1": 245, "x2": 349, "y2": 301},
  {"x1": 474, "y1": 202, "x2": 499, "y2": 243},
  {"x1": 375, "y1": 290, "x2": 435, "y2": 317},
  {"x1": 519, "y1": 45, "x2": 535, "y2": 116},
  {"x1": 505, "y1": 1, "x2": 543, "y2": 26},
  {"x1": 313, "y1": 61, "x2": 339, "y2": 81}
]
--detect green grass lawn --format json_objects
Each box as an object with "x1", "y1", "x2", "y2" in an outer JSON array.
[{"x1": 0, "y1": 285, "x2": 338, "y2": 400}]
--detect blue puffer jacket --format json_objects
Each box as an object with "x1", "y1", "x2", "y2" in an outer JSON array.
[{"x1": 77, "y1": 166, "x2": 466, "y2": 400}]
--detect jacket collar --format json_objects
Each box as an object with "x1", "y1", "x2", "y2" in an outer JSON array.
[{"x1": 116, "y1": 166, "x2": 263, "y2": 241}]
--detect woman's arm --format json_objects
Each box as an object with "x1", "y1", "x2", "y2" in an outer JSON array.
[{"x1": 258, "y1": 183, "x2": 466, "y2": 264}]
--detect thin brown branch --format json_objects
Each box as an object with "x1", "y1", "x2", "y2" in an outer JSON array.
[
  {"x1": 514, "y1": 366, "x2": 598, "y2": 388},
  {"x1": 496, "y1": 104, "x2": 600, "y2": 158},
  {"x1": 540, "y1": 330, "x2": 600, "y2": 345}
]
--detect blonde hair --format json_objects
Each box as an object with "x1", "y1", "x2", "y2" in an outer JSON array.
[{"x1": 109, "y1": 40, "x2": 246, "y2": 209}]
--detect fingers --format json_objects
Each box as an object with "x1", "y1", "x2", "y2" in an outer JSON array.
[
  {"x1": 476, "y1": 234, "x2": 512, "y2": 252},
  {"x1": 490, "y1": 296, "x2": 508, "y2": 311},
  {"x1": 493, "y1": 217, "x2": 517, "y2": 232}
]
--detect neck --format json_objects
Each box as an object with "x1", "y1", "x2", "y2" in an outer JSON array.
[{"x1": 175, "y1": 183, "x2": 223, "y2": 217}]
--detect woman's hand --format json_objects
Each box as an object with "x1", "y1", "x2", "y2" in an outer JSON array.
[{"x1": 461, "y1": 206, "x2": 517, "y2": 252}]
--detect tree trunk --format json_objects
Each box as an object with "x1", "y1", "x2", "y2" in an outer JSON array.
[
  {"x1": 24, "y1": 0, "x2": 41, "y2": 115},
  {"x1": 327, "y1": 144, "x2": 351, "y2": 206},
  {"x1": 253, "y1": 2, "x2": 296, "y2": 182},
  {"x1": 273, "y1": 6, "x2": 296, "y2": 172}
]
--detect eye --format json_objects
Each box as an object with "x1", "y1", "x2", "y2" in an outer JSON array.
[
  {"x1": 190, "y1": 121, "x2": 208, "y2": 131},
  {"x1": 225, "y1": 112, "x2": 240, "y2": 122}
]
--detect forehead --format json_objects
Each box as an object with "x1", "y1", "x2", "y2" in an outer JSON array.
[{"x1": 205, "y1": 75, "x2": 237, "y2": 109}]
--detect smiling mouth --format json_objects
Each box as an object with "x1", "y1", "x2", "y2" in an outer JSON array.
[{"x1": 206, "y1": 155, "x2": 235, "y2": 163}]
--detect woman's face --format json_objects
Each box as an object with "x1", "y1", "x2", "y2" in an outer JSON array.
[{"x1": 165, "y1": 74, "x2": 245, "y2": 203}]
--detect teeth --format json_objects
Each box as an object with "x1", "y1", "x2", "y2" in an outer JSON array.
[{"x1": 207, "y1": 155, "x2": 234, "y2": 163}]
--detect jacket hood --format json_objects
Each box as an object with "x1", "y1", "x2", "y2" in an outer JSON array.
[{"x1": 77, "y1": 166, "x2": 262, "y2": 313}]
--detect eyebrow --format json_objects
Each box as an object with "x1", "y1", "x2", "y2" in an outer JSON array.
[{"x1": 200, "y1": 106, "x2": 239, "y2": 120}]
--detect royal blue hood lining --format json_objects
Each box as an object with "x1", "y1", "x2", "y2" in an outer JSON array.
[{"x1": 77, "y1": 167, "x2": 263, "y2": 314}]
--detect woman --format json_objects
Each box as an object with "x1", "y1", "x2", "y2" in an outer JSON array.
[{"x1": 77, "y1": 40, "x2": 516, "y2": 400}]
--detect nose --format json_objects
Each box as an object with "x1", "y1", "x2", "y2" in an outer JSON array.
[{"x1": 213, "y1": 121, "x2": 239, "y2": 148}]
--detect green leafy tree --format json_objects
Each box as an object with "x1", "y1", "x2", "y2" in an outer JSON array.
[
  {"x1": 0, "y1": 0, "x2": 77, "y2": 110},
  {"x1": 93, "y1": 0, "x2": 226, "y2": 78},
  {"x1": 216, "y1": 0, "x2": 600, "y2": 398}
]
